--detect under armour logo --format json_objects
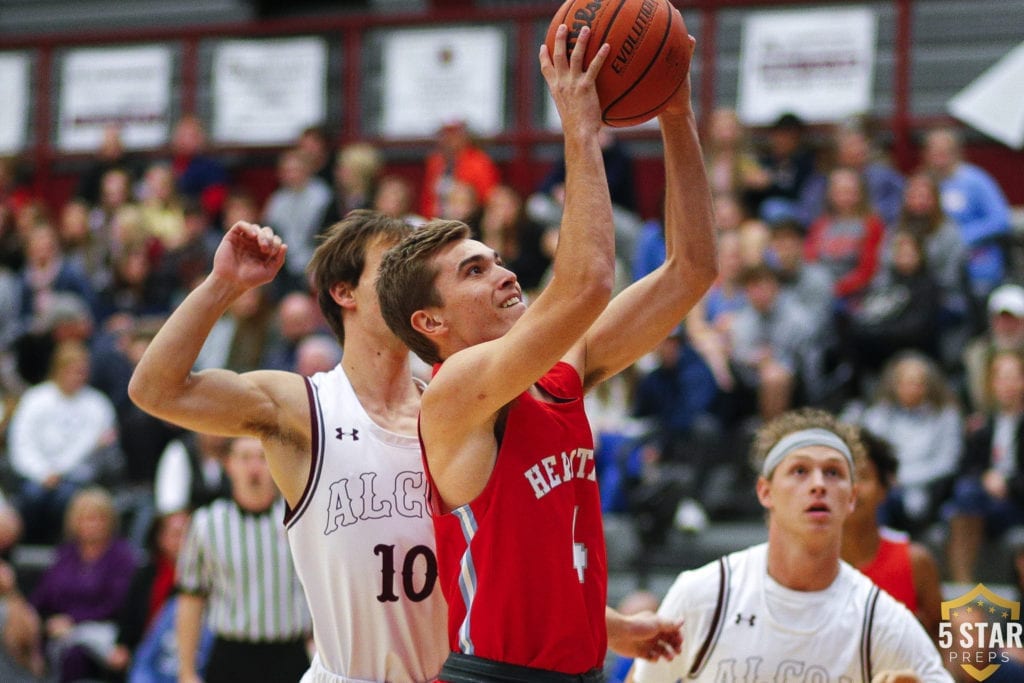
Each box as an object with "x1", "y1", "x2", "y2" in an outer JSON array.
[
  {"x1": 735, "y1": 613, "x2": 756, "y2": 626},
  {"x1": 335, "y1": 428, "x2": 359, "y2": 441}
]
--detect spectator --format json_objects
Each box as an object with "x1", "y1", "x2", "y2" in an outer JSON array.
[
  {"x1": 153, "y1": 432, "x2": 231, "y2": 516},
  {"x1": 58, "y1": 198, "x2": 108, "y2": 292},
  {"x1": 138, "y1": 162, "x2": 186, "y2": 252},
  {"x1": 944, "y1": 349, "x2": 1024, "y2": 584},
  {"x1": 728, "y1": 263, "x2": 817, "y2": 422},
  {"x1": 75, "y1": 124, "x2": 139, "y2": 207},
  {"x1": 804, "y1": 167, "x2": 885, "y2": 303},
  {"x1": 963, "y1": 284, "x2": 1024, "y2": 414},
  {"x1": 127, "y1": 593, "x2": 214, "y2": 683},
  {"x1": 0, "y1": 559, "x2": 44, "y2": 682},
  {"x1": 18, "y1": 222, "x2": 97, "y2": 327},
  {"x1": 766, "y1": 216, "x2": 834, "y2": 338},
  {"x1": 30, "y1": 487, "x2": 138, "y2": 683},
  {"x1": 685, "y1": 230, "x2": 747, "y2": 392},
  {"x1": 372, "y1": 174, "x2": 424, "y2": 226},
  {"x1": 293, "y1": 334, "x2": 342, "y2": 377},
  {"x1": 261, "y1": 290, "x2": 324, "y2": 371},
  {"x1": 441, "y1": 179, "x2": 484, "y2": 232},
  {"x1": 175, "y1": 437, "x2": 311, "y2": 683},
  {"x1": 152, "y1": 199, "x2": 218, "y2": 307},
  {"x1": 13, "y1": 291, "x2": 94, "y2": 388},
  {"x1": 478, "y1": 184, "x2": 549, "y2": 294},
  {"x1": 922, "y1": 126, "x2": 1011, "y2": 299},
  {"x1": 95, "y1": 241, "x2": 169, "y2": 325},
  {"x1": 889, "y1": 171, "x2": 970, "y2": 341},
  {"x1": 420, "y1": 118, "x2": 500, "y2": 220},
  {"x1": 219, "y1": 189, "x2": 259, "y2": 234},
  {"x1": 538, "y1": 126, "x2": 637, "y2": 213},
  {"x1": 751, "y1": 112, "x2": 818, "y2": 223},
  {"x1": 841, "y1": 427, "x2": 942, "y2": 639},
  {"x1": 107, "y1": 510, "x2": 191, "y2": 678},
  {"x1": 703, "y1": 107, "x2": 769, "y2": 216},
  {"x1": 169, "y1": 115, "x2": 228, "y2": 222},
  {"x1": 262, "y1": 148, "x2": 333, "y2": 296},
  {"x1": 847, "y1": 351, "x2": 963, "y2": 534},
  {"x1": 633, "y1": 329, "x2": 722, "y2": 464},
  {"x1": 803, "y1": 119, "x2": 906, "y2": 226},
  {"x1": 9, "y1": 341, "x2": 120, "y2": 544},
  {"x1": 296, "y1": 124, "x2": 335, "y2": 187},
  {"x1": 92, "y1": 317, "x2": 182, "y2": 547},
  {"x1": 193, "y1": 285, "x2": 274, "y2": 373},
  {"x1": 846, "y1": 228, "x2": 943, "y2": 380},
  {"x1": 87, "y1": 168, "x2": 136, "y2": 274},
  {"x1": 321, "y1": 141, "x2": 382, "y2": 228}
]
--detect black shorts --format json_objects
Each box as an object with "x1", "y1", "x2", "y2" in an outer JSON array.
[
  {"x1": 439, "y1": 652, "x2": 605, "y2": 683},
  {"x1": 203, "y1": 636, "x2": 309, "y2": 683}
]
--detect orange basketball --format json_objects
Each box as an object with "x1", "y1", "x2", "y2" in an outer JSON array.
[{"x1": 545, "y1": 0, "x2": 689, "y2": 127}]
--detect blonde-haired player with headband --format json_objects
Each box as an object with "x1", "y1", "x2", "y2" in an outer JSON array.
[{"x1": 629, "y1": 408, "x2": 952, "y2": 683}]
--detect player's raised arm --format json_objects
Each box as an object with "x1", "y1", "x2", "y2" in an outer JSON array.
[
  {"x1": 128, "y1": 222, "x2": 303, "y2": 443},
  {"x1": 573, "y1": 31, "x2": 717, "y2": 390}
]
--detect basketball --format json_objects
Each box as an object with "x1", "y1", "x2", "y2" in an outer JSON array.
[{"x1": 545, "y1": 0, "x2": 690, "y2": 127}]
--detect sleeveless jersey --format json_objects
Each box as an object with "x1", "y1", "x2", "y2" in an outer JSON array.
[
  {"x1": 285, "y1": 365, "x2": 448, "y2": 683},
  {"x1": 859, "y1": 527, "x2": 919, "y2": 615},
  {"x1": 633, "y1": 543, "x2": 951, "y2": 683},
  {"x1": 426, "y1": 362, "x2": 607, "y2": 673}
]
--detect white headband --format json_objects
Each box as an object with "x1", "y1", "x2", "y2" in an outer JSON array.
[{"x1": 762, "y1": 428, "x2": 854, "y2": 478}]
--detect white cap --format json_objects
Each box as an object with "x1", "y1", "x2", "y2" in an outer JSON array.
[{"x1": 988, "y1": 284, "x2": 1024, "y2": 317}]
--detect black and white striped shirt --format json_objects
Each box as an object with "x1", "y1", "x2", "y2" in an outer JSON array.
[{"x1": 177, "y1": 497, "x2": 310, "y2": 642}]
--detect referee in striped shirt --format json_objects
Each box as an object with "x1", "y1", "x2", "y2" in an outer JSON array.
[{"x1": 176, "y1": 436, "x2": 311, "y2": 683}]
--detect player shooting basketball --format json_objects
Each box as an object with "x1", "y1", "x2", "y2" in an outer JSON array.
[{"x1": 376, "y1": 18, "x2": 714, "y2": 682}]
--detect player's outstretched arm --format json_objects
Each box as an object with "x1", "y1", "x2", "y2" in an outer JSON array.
[
  {"x1": 572, "y1": 31, "x2": 717, "y2": 390},
  {"x1": 128, "y1": 222, "x2": 305, "y2": 447},
  {"x1": 423, "y1": 25, "x2": 615, "y2": 428}
]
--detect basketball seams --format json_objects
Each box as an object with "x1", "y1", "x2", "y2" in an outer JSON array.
[
  {"x1": 546, "y1": 0, "x2": 689, "y2": 127},
  {"x1": 602, "y1": 0, "x2": 676, "y2": 125}
]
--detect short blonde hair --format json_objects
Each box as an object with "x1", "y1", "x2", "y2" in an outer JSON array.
[
  {"x1": 64, "y1": 487, "x2": 119, "y2": 540},
  {"x1": 750, "y1": 407, "x2": 865, "y2": 480}
]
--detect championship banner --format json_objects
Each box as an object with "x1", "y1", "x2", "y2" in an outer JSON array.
[
  {"x1": 380, "y1": 26, "x2": 506, "y2": 138},
  {"x1": 212, "y1": 37, "x2": 327, "y2": 146},
  {"x1": 0, "y1": 53, "x2": 30, "y2": 154},
  {"x1": 737, "y1": 6, "x2": 877, "y2": 125},
  {"x1": 940, "y1": 584, "x2": 1023, "y2": 681},
  {"x1": 57, "y1": 45, "x2": 172, "y2": 152}
]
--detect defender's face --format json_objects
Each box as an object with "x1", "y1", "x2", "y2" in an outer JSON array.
[
  {"x1": 758, "y1": 445, "x2": 855, "y2": 540},
  {"x1": 428, "y1": 238, "x2": 524, "y2": 355}
]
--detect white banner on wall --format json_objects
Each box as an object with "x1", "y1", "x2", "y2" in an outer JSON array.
[
  {"x1": 58, "y1": 45, "x2": 172, "y2": 152},
  {"x1": 212, "y1": 37, "x2": 327, "y2": 146},
  {"x1": 381, "y1": 26, "x2": 506, "y2": 138},
  {"x1": 0, "y1": 53, "x2": 30, "y2": 154},
  {"x1": 738, "y1": 6, "x2": 877, "y2": 125}
]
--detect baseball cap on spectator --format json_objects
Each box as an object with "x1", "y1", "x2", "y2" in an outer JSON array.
[{"x1": 988, "y1": 284, "x2": 1024, "y2": 318}]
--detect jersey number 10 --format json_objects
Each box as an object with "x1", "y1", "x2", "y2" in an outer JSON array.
[{"x1": 374, "y1": 544, "x2": 438, "y2": 603}]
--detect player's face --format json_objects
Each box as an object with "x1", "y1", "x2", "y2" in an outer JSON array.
[
  {"x1": 428, "y1": 238, "x2": 524, "y2": 354},
  {"x1": 758, "y1": 445, "x2": 855, "y2": 542}
]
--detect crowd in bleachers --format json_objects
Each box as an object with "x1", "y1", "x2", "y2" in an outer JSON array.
[{"x1": 0, "y1": 105, "x2": 1018, "y2": 680}]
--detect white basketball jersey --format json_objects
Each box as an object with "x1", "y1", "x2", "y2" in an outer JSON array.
[
  {"x1": 633, "y1": 543, "x2": 951, "y2": 683},
  {"x1": 286, "y1": 365, "x2": 447, "y2": 683}
]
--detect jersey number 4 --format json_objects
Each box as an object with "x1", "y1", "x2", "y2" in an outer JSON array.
[{"x1": 374, "y1": 544, "x2": 438, "y2": 603}]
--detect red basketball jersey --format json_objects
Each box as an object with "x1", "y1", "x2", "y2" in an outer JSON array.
[
  {"x1": 425, "y1": 362, "x2": 607, "y2": 673},
  {"x1": 859, "y1": 527, "x2": 918, "y2": 615}
]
